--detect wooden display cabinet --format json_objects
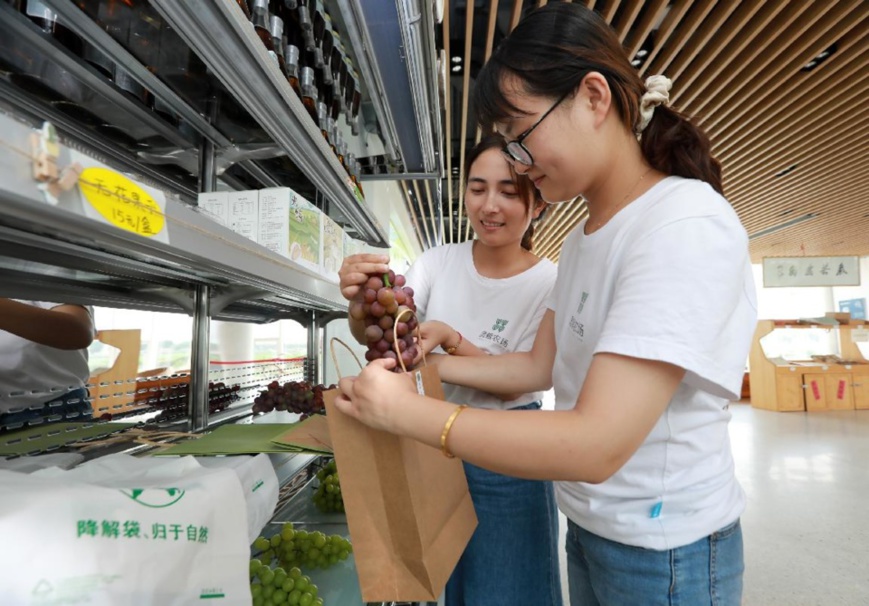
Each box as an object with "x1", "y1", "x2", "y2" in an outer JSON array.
[{"x1": 749, "y1": 319, "x2": 869, "y2": 412}]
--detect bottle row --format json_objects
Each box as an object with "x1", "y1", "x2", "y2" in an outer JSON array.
[{"x1": 6, "y1": 0, "x2": 364, "y2": 191}]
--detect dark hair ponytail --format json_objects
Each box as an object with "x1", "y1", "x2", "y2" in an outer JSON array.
[
  {"x1": 465, "y1": 134, "x2": 546, "y2": 251},
  {"x1": 473, "y1": 3, "x2": 723, "y2": 195}
]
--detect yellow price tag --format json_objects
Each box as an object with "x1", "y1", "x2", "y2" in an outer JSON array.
[{"x1": 78, "y1": 167, "x2": 165, "y2": 237}]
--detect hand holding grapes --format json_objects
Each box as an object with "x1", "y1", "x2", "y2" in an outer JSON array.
[
  {"x1": 338, "y1": 253, "x2": 390, "y2": 301},
  {"x1": 335, "y1": 358, "x2": 418, "y2": 433}
]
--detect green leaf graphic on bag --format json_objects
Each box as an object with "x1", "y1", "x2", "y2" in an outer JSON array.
[{"x1": 121, "y1": 487, "x2": 186, "y2": 508}]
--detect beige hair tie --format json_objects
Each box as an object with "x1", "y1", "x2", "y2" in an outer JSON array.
[{"x1": 637, "y1": 75, "x2": 672, "y2": 133}]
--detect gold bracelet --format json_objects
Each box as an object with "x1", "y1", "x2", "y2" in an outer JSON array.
[
  {"x1": 443, "y1": 330, "x2": 463, "y2": 355},
  {"x1": 440, "y1": 404, "x2": 468, "y2": 458}
]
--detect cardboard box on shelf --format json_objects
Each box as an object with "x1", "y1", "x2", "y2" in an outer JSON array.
[
  {"x1": 320, "y1": 213, "x2": 343, "y2": 282},
  {"x1": 197, "y1": 191, "x2": 229, "y2": 227},
  {"x1": 228, "y1": 190, "x2": 259, "y2": 242},
  {"x1": 258, "y1": 187, "x2": 294, "y2": 259},
  {"x1": 257, "y1": 187, "x2": 321, "y2": 273}
]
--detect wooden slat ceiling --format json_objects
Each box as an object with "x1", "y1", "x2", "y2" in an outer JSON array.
[{"x1": 406, "y1": 0, "x2": 869, "y2": 264}]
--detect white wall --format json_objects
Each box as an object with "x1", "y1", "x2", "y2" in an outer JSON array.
[{"x1": 751, "y1": 256, "x2": 868, "y2": 320}]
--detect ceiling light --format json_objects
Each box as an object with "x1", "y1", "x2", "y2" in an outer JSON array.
[
  {"x1": 451, "y1": 65, "x2": 461, "y2": 72},
  {"x1": 748, "y1": 213, "x2": 819, "y2": 240},
  {"x1": 636, "y1": 49, "x2": 648, "y2": 57},
  {"x1": 773, "y1": 164, "x2": 798, "y2": 178},
  {"x1": 801, "y1": 43, "x2": 838, "y2": 72},
  {"x1": 631, "y1": 59, "x2": 642, "y2": 67},
  {"x1": 451, "y1": 56, "x2": 462, "y2": 63}
]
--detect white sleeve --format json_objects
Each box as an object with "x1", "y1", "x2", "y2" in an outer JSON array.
[{"x1": 595, "y1": 212, "x2": 755, "y2": 400}]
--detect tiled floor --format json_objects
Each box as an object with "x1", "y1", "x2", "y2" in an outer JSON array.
[{"x1": 554, "y1": 403, "x2": 869, "y2": 605}]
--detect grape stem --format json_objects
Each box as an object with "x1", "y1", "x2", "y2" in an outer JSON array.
[{"x1": 382, "y1": 273, "x2": 391, "y2": 288}]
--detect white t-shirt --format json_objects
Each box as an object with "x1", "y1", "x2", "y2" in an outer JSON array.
[
  {"x1": 406, "y1": 241, "x2": 557, "y2": 410},
  {"x1": 0, "y1": 301, "x2": 93, "y2": 412},
  {"x1": 547, "y1": 176, "x2": 757, "y2": 550}
]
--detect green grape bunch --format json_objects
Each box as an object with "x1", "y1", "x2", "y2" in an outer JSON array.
[
  {"x1": 347, "y1": 269, "x2": 420, "y2": 372},
  {"x1": 248, "y1": 559, "x2": 322, "y2": 606},
  {"x1": 312, "y1": 459, "x2": 343, "y2": 513}
]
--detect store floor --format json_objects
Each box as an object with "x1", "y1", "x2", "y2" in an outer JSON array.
[{"x1": 551, "y1": 402, "x2": 869, "y2": 605}]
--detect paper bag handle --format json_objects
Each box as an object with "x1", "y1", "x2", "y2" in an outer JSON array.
[
  {"x1": 393, "y1": 307, "x2": 426, "y2": 373},
  {"x1": 329, "y1": 337, "x2": 364, "y2": 380}
]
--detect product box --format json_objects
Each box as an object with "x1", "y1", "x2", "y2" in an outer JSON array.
[
  {"x1": 228, "y1": 190, "x2": 259, "y2": 242},
  {"x1": 320, "y1": 213, "x2": 344, "y2": 282},
  {"x1": 257, "y1": 187, "x2": 321, "y2": 273},
  {"x1": 197, "y1": 191, "x2": 229, "y2": 227},
  {"x1": 257, "y1": 187, "x2": 293, "y2": 258}
]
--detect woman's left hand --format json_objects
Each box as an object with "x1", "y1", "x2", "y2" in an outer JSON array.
[{"x1": 334, "y1": 358, "x2": 417, "y2": 433}]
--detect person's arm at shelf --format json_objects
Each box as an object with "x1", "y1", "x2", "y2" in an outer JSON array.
[
  {"x1": 335, "y1": 344, "x2": 684, "y2": 483},
  {"x1": 416, "y1": 320, "x2": 523, "y2": 400},
  {"x1": 0, "y1": 299, "x2": 94, "y2": 350}
]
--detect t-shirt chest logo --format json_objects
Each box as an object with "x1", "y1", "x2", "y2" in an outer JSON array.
[
  {"x1": 569, "y1": 292, "x2": 589, "y2": 340},
  {"x1": 478, "y1": 318, "x2": 510, "y2": 349}
]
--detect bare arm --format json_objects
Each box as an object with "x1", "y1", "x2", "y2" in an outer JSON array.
[
  {"x1": 416, "y1": 320, "x2": 520, "y2": 400},
  {"x1": 0, "y1": 299, "x2": 94, "y2": 350},
  {"x1": 335, "y1": 352, "x2": 684, "y2": 482},
  {"x1": 432, "y1": 309, "x2": 557, "y2": 394}
]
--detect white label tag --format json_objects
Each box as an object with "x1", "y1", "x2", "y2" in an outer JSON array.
[
  {"x1": 852, "y1": 327, "x2": 869, "y2": 343},
  {"x1": 415, "y1": 371, "x2": 425, "y2": 395}
]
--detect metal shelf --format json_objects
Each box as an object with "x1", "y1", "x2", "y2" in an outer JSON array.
[
  {"x1": 149, "y1": 0, "x2": 388, "y2": 246},
  {"x1": 0, "y1": 113, "x2": 346, "y2": 321}
]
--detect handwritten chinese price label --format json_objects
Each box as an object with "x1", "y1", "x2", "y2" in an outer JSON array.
[{"x1": 78, "y1": 167, "x2": 166, "y2": 238}]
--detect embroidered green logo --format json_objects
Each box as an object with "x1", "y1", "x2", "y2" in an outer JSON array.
[
  {"x1": 493, "y1": 319, "x2": 508, "y2": 332},
  {"x1": 120, "y1": 487, "x2": 186, "y2": 508}
]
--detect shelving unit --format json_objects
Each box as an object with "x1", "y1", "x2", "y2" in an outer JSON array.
[
  {"x1": 0, "y1": 1, "x2": 440, "y2": 602},
  {"x1": 749, "y1": 319, "x2": 869, "y2": 412}
]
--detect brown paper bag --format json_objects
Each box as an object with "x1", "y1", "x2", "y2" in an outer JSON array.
[{"x1": 324, "y1": 338, "x2": 477, "y2": 603}]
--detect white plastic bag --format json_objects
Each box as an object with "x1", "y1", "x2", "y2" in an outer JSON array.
[
  {"x1": 197, "y1": 454, "x2": 279, "y2": 543},
  {"x1": 0, "y1": 455, "x2": 252, "y2": 605}
]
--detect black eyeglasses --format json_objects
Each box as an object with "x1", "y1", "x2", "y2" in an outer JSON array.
[{"x1": 501, "y1": 91, "x2": 570, "y2": 167}]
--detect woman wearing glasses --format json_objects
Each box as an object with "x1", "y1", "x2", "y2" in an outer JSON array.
[
  {"x1": 336, "y1": 4, "x2": 757, "y2": 605},
  {"x1": 338, "y1": 135, "x2": 561, "y2": 606}
]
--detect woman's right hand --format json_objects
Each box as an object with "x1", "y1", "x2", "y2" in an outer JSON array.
[
  {"x1": 414, "y1": 320, "x2": 457, "y2": 359},
  {"x1": 338, "y1": 253, "x2": 390, "y2": 301}
]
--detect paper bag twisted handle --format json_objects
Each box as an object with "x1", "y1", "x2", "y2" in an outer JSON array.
[
  {"x1": 329, "y1": 337, "x2": 364, "y2": 380},
  {"x1": 393, "y1": 306, "x2": 426, "y2": 373}
]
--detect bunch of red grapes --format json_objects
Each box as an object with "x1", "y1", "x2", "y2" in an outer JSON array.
[
  {"x1": 252, "y1": 380, "x2": 334, "y2": 419},
  {"x1": 348, "y1": 269, "x2": 419, "y2": 371}
]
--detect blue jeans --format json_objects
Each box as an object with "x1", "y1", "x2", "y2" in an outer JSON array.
[
  {"x1": 445, "y1": 401, "x2": 563, "y2": 606},
  {"x1": 0, "y1": 387, "x2": 92, "y2": 432},
  {"x1": 566, "y1": 518, "x2": 743, "y2": 606}
]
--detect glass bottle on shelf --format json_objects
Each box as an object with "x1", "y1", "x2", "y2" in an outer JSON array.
[
  {"x1": 235, "y1": 0, "x2": 251, "y2": 19},
  {"x1": 320, "y1": 27, "x2": 334, "y2": 87},
  {"x1": 22, "y1": 0, "x2": 84, "y2": 56},
  {"x1": 311, "y1": 0, "x2": 325, "y2": 69},
  {"x1": 299, "y1": 64, "x2": 318, "y2": 123},
  {"x1": 269, "y1": 14, "x2": 287, "y2": 74},
  {"x1": 297, "y1": 0, "x2": 314, "y2": 52},
  {"x1": 317, "y1": 99, "x2": 329, "y2": 142},
  {"x1": 249, "y1": 0, "x2": 274, "y2": 53}
]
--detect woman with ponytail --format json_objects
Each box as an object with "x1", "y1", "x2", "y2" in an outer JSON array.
[
  {"x1": 337, "y1": 4, "x2": 756, "y2": 604},
  {"x1": 339, "y1": 135, "x2": 561, "y2": 606}
]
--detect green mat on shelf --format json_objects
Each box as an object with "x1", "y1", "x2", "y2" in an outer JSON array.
[
  {"x1": 0, "y1": 422, "x2": 136, "y2": 457},
  {"x1": 153, "y1": 422, "x2": 330, "y2": 456}
]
